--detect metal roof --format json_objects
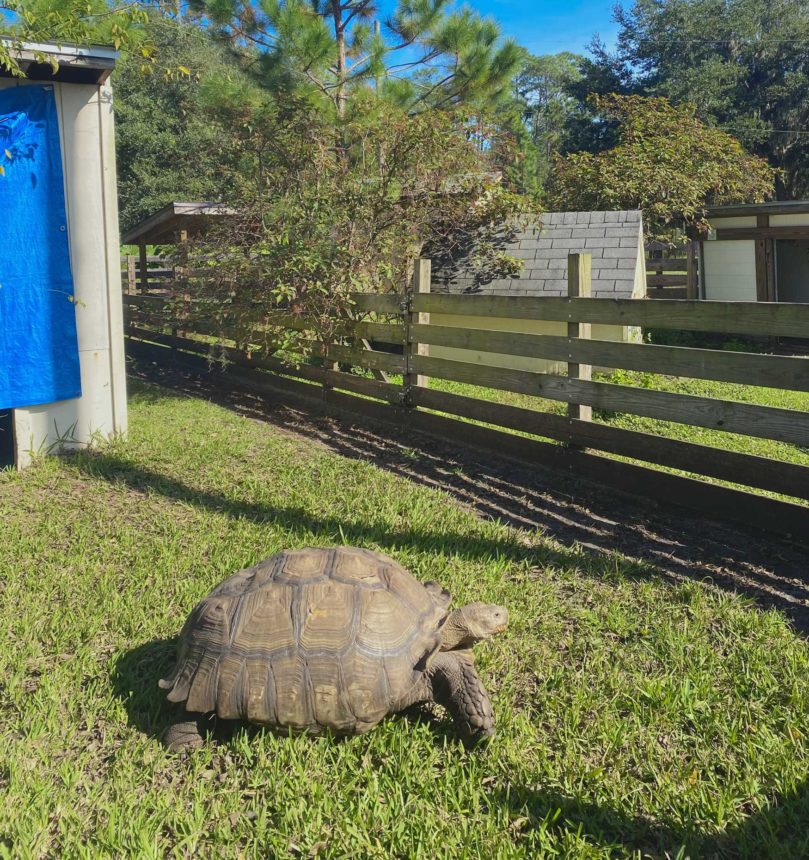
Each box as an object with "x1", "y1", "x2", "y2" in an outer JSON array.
[
  {"x1": 707, "y1": 201, "x2": 809, "y2": 217},
  {"x1": 433, "y1": 211, "x2": 645, "y2": 299},
  {"x1": 0, "y1": 40, "x2": 118, "y2": 85},
  {"x1": 121, "y1": 201, "x2": 238, "y2": 246}
]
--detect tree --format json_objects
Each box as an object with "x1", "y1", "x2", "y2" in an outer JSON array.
[
  {"x1": 188, "y1": 0, "x2": 522, "y2": 118},
  {"x1": 181, "y1": 92, "x2": 526, "y2": 358},
  {"x1": 549, "y1": 94, "x2": 776, "y2": 239},
  {"x1": 512, "y1": 52, "x2": 584, "y2": 187},
  {"x1": 586, "y1": 0, "x2": 809, "y2": 198},
  {"x1": 113, "y1": 17, "x2": 238, "y2": 230}
]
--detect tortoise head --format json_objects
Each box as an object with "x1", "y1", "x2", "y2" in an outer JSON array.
[{"x1": 440, "y1": 602, "x2": 508, "y2": 651}]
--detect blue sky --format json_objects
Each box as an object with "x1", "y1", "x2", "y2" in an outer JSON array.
[
  {"x1": 464, "y1": 0, "x2": 623, "y2": 56},
  {"x1": 379, "y1": 0, "x2": 624, "y2": 58}
]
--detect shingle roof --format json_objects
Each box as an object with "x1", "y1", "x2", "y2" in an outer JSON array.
[{"x1": 433, "y1": 210, "x2": 645, "y2": 299}]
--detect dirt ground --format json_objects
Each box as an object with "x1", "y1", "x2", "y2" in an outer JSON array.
[{"x1": 129, "y1": 358, "x2": 809, "y2": 635}]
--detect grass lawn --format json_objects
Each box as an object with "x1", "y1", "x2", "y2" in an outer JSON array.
[{"x1": 2, "y1": 380, "x2": 809, "y2": 858}]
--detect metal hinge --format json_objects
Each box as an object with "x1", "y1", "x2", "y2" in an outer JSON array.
[{"x1": 397, "y1": 386, "x2": 412, "y2": 406}]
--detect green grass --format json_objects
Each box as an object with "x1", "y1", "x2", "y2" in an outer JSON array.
[{"x1": 2, "y1": 380, "x2": 809, "y2": 858}]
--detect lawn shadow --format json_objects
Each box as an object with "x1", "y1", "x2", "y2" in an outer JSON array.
[
  {"x1": 490, "y1": 782, "x2": 710, "y2": 858},
  {"x1": 490, "y1": 779, "x2": 809, "y2": 858},
  {"x1": 125, "y1": 363, "x2": 809, "y2": 633}
]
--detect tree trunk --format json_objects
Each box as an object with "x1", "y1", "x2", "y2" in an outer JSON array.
[{"x1": 332, "y1": 0, "x2": 346, "y2": 119}]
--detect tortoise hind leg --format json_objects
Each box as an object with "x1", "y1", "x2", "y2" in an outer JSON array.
[
  {"x1": 429, "y1": 651, "x2": 495, "y2": 746},
  {"x1": 162, "y1": 711, "x2": 208, "y2": 753}
]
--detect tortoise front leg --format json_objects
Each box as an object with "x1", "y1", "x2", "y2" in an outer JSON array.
[
  {"x1": 429, "y1": 652, "x2": 495, "y2": 745},
  {"x1": 162, "y1": 710, "x2": 208, "y2": 753}
]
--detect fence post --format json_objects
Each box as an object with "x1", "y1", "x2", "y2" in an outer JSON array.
[
  {"x1": 686, "y1": 241, "x2": 697, "y2": 299},
  {"x1": 138, "y1": 243, "x2": 150, "y2": 293},
  {"x1": 567, "y1": 252, "x2": 592, "y2": 428},
  {"x1": 126, "y1": 254, "x2": 136, "y2": 295},
  {"x1": 404, "y1": 258, "x2": 431, "y2": 401}
]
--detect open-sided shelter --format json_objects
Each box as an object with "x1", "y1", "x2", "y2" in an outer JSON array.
[{"x1": 0, "y1": 41, "x2": 126, "y2": 468}]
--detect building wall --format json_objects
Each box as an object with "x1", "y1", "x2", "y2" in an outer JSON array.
[{"x1": 0, "y1": 78, "x2": 127, "y2": 466}]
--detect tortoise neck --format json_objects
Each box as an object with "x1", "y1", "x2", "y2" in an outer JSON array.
[{"x1": 441, "y1": 609, "x2": 473, "y2": 651}]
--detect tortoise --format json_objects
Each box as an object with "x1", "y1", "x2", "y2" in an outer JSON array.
[{"x1": 159, "y1": 546, "x2": 508, "y2": 751}]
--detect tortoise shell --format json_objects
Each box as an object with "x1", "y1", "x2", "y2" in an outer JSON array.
[{"x1": 159, "y1": 547, "x2": 448, "y2": 734}]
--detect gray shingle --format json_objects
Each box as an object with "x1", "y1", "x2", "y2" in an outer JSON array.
[{"x1": 432, "y1": 208, "x2": 644, "y2": 299}]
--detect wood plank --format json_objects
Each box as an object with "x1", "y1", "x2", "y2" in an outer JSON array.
[
  {"x1": 647, "y1": 288, "x2": 687, "y2": 300},
  {"x1": 645, "y1": 257, "x2": 687, "y2": 270},
  {"x1": 410, "y1": 354, "x2": 540, "y2": 397},
  {"x1": 326, "y1": 343, "x2": 405, "y2": 373},
  {"x1": 411, "y1": 386, "x2": 809, "y2": 500},
  {"x1": 406, "y1": 259, "x2": 431, "y2": 392},
  {"x1": 546, "y1": 377, "x2": 809, "y2": 448},
  {"x1": 568, "y1": 253, "x2": 592, "y2": 423},
  {"x1": 409, "y1": 353, "x2": 809, "y2": 446},
  {"x1": 686, "y1": 242, "x2": 697, "y2": 300},
  {"x1": 411, "y1": 385, "x2": 571, "y2": 440},
  {"x1": 126, "y1": 339, "x2": 809, "y2": 541},
  {"x1": 402, "y1": 410, "x2": 809, "y2": 542},
  {"x1": 412, "y1": 294, "x2": 809, "y2": 337},
  {"x1": 408, "y1": 325, "x2": 809, "y2": 391},
  {"x1": 647, "y1": 274, "x2": 687, "y2": 287},
  {"x1": 349, "y1": 293, "x2": 403, "y2": 314},
  {"x1": 354, "y1": 321, "x2": 405, "y2": 343}
]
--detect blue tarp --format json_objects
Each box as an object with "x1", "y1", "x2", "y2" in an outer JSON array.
[{"x1": 0, "y1": 84, "x2": 81, "y2": 410}]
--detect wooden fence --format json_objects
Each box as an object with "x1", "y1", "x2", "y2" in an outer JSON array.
[
  {"x1": 645, "y1": 242, "x2": 698, "y2": 299},
  {"x1": 123, "y1": 253, "x2": 809, "y2": 540}
]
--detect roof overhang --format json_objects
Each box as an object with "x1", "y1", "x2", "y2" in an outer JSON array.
[
  {"x1": 121, "y1": 202, "x2": 239, "y2": 246},
  {"x1": 0, "y1": 40, "x2": 118, "y2": 85},
  {"x1": 707, "y1": 201, "x2": 809, "y2": 218}
]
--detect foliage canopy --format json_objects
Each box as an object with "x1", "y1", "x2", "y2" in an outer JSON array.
[{"x1": 550, "y1": 95, "x2": 776, "y2": 239}]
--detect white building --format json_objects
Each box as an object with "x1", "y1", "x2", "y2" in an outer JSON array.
[
  {"x1": 0, "y1": 41, "x2": 126, "y2": 468},
  {"x1": 702, "y1": 201, "x2": 809, "y2": 303}
]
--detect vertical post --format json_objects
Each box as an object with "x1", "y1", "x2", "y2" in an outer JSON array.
[
  {"x1": 567, "y1": 252, "x2": 592, "y2": 425},
  {"x1": 126, "y1": 254, "x2": 136, "y2": 295},
  {"x1": 138, "y1": 243, "x2": 149, "y2": 293},
  {"x1": 686, "y1": 241, "x2": 697, "y2": 300},
  {"x1": 407, "y1": 257, "x2": 433, "y2": 388},
  {"x1": 405, "y1": 258, "x2": 431, "y2": 397}
]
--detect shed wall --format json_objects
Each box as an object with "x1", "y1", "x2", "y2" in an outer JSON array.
[
  {"x1": 0, "y1": 78, "x2": 126, "y2": 465},
  {"x1": 702, "y1": 240, "x2": 757, "y2": 301}
]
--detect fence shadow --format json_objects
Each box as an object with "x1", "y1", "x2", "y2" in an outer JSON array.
[{"x1": 122, "y1": 361, "x2": 809, "y2": 635}]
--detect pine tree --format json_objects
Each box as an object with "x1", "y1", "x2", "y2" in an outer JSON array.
[{"x1": 190, "y1": 0, "x2": 521, "y2": 117}]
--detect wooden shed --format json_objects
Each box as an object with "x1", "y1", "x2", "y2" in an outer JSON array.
[
  {"x1": 0, "y1": 41, "x2": 126, "y2": 468},
  {"x1": 702, "y1": 201, "x2": 809, "y2": 303}
]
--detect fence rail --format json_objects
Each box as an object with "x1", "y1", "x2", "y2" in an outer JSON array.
[
  {"x1": 645, "y1": 242, "x2": 698, "y2": 299},
  {"x1": 123, "y1": 252, "x2": 809, "y2": 540}
]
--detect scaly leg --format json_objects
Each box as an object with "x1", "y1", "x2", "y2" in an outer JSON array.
[
  {"x1": 429, "y1": 651, "x2": 495, "y2": 745},
  {"x1": 162, "y1": 711, "x2": 208, "y2": 753}
]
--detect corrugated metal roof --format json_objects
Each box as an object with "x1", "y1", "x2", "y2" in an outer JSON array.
[{"x1": 433, "y1": 210, "x2": 644, "y2": 299}]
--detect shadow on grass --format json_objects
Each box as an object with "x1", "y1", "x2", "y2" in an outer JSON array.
[
  {"x1": 69, "y1": 446, "x2": 657, "y2": 592},
  {"x1": 491, "y1": 779, "x2": 809, "y2": 859},
  {"x1": 122, "y1": 364, "x2": 809, "y2": 635}
]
